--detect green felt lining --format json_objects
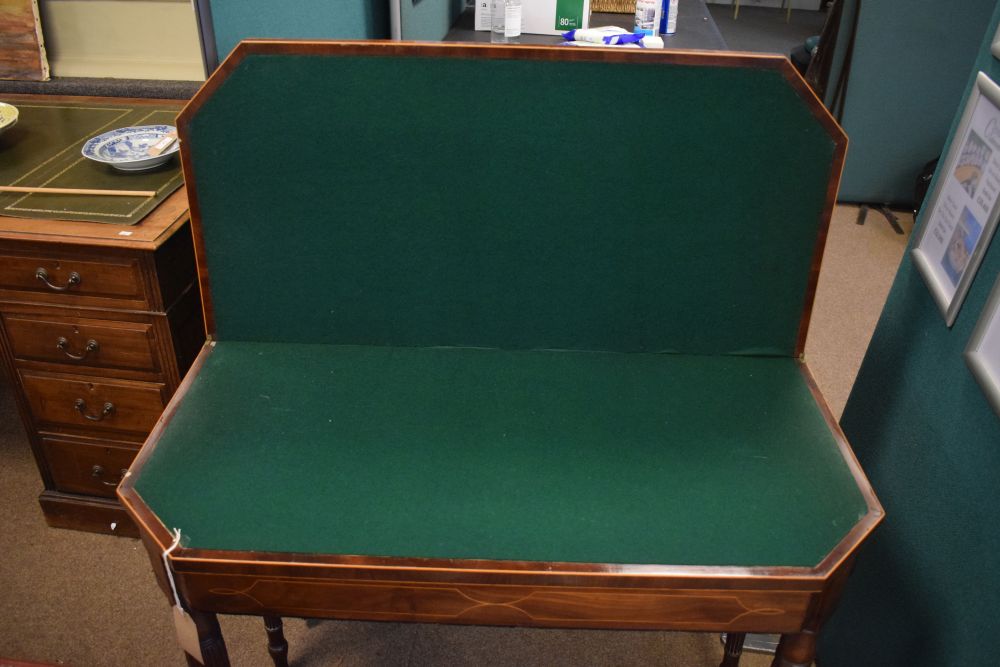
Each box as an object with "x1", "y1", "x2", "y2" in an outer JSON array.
[
  {"x1": 135, "y1": 342, "x2": 867, "y2": 567},
  {"x1": 142, "y1": 49, "x2": 860, "y2": 568},
  {"x1": 187, "y1": 52, "x2": 837, "y2": 355}
]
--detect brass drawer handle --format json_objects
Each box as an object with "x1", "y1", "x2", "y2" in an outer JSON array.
[
  {"x1": 35, "y1": 267, "x2": 82, "y2": 292},
  {"x1": 91, "y1": 465, "x2": 128, "y2": 487},
  {"x1": 74, "y1": 398, "x2": 115, "y2": 422},
  {"x1": 56, "y1": 337, "x2": 100, "y2": 361}
]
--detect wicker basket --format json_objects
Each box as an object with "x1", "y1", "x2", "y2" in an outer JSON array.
[{"x1": 591, "y1": 0, "x2": 636, "y2": 13}]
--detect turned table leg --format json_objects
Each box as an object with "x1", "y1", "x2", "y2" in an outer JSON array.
[
  {"x1": 263, "y1": 615, "x2": 290, "y2": 667},
  {"x1": 719, "y1": 632, "x2": 747, "y2": 667},
  {"x1": 771, "y1": 631, "x2": 816, "y2": 667},
  {"x1": 187, "y1": 610, "x2": 231, "y2": 667}
]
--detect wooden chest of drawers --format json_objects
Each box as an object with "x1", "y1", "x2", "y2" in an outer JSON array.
[{"x1": 0, "y1": 187, "x2": 204, "y2": 537}]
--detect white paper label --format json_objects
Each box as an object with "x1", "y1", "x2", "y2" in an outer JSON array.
[
  {"x1": 173, "y1": 605, "x2": 204, "y2": 664},
  {"x1": 505, "y1": 5, "x2": 521, "y2": 37}
]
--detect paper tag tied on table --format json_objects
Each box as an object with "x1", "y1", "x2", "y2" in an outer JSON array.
[
  {"x1": 147, "y1": 132, "x2": 178, "y2": 157},
  {"x1": 173, "y1": 605, "x2": 204, "y2": 664},
  {"x1": 163, "y1": 528, "x2": 204, "y2": 664}
]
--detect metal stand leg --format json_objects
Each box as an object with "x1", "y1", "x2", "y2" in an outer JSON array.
[
  {"x1": 856, "y1": 204, "x2": 904, "y2": 235},
  {"x1": 263, "y1": 615, "x2": 290, "y2": 667}
]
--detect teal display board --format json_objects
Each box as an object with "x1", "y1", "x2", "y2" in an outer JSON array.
[
  {"x1": 832, "y1": 0, "x2": 995, "y2": 204},
  {"x1": 398, "y1": 0, "x2": 465, "y2": 40},
  {"x1": 820, "y1": 3, "x2": 1000, "y2": 664},
  {"x1": 206, "y1": 1, "x2": 388, "y2": 64},
  {"x1": 184, "y1": 49, "x2": 840, "y2": 356}
]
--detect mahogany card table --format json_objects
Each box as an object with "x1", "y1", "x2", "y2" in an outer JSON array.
[{"x1": 119, "y1": 41, "x2": 882, "y2": 667}]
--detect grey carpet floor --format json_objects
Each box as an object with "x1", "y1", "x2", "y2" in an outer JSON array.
[
  {"x1": 0, "y1": 204, "x2": 910, "y2": 666},
  {"x1": 707, "y1": 4, "x2": 828, "y2": 55}
]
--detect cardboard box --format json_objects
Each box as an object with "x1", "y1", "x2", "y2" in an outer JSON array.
[{"x1": 475, "y1": 0, "x2": 591, "y2": 36}]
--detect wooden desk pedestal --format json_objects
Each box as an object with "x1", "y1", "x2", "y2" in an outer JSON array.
[{"x1": 0, "y1": 184, "x2": 204, "y2": 536}]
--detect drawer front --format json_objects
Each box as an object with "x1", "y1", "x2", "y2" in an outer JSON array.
[
  {"x1": 20, "y1": 372, "x2": 167, "y2": 437},
  {"x1": 42, "y1": 437, "x2": 138, "y2": 498},
  {"x1": 3, "y1": 313, "x2": 160, "y2": 374},
  {"x1": 0, "y1": 253, "x2": 147, "y2": 306}
]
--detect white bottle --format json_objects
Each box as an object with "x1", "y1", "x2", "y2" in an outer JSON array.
[
  {"x1": 491, "y1": 0, "x2": 522, "y2": 44},
  {"x1": 634, "y1": 0, "x2": 659, "y2": 37},
  {"x1": 661, "y1": 0, "x2": 679, "y2": 35}
]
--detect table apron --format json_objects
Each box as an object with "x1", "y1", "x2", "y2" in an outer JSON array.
[{"x1": 177, "y1": 571, "x2": 819, "y2": 633}]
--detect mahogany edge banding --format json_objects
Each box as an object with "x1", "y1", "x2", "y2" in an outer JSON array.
[
  {"x1": 176, "y1": 131, "x2": 216, "y2": 337},
  {"x1": 177, "y1": 39, "x2": 792, "y2": 130},
  {"x1": 118, "y1": 341, "x2": 216, "y2": 548},
  {"x1": 773, "y1": 59, "x2": 850, "y2": 359},
  {"x1": 796, "y1": 361, "x2": 884, "y2": 575},
  {"x1": 795, "y1": 136, "x2": 848, "y2": 358}
]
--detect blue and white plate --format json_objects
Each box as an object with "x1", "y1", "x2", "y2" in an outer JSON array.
[{"x1": 81, "y1": 125, "x2": 179, "y2": 172}]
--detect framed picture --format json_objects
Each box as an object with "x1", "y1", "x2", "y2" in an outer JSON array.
[
  {"x1": 966, "y1": 271, "x2": 1000, "y2": 418},
  {"x1": 913, "y1": 72, "x2": 1000, "y2": 326}
]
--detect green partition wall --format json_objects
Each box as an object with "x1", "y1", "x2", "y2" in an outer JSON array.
[
  {"x1": 206, "y1": 1, "x2": 388, "y2": 65},
  {"x1": 829, "y1": 0, "x2": 994, "y2": 205},
  {"x1": 819, "y1": 4, "x2": 1000, "y2": 664},
  {"x1": 396, "y1": 0, "x2": 466, "y2": 40}
]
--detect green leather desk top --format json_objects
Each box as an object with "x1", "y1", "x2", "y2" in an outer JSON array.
[
  {"x1": 134, "y1": 341, "x2": 867, "y2": 568},
  {"x1": 0, "y1": 98, "x2": 183, "y2": 224}
]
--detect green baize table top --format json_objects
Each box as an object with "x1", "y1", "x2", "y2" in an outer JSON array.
[{"x1": 135, "y1": 341, "x2": 867, "y2": 569}]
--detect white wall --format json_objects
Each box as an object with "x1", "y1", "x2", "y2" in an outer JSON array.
[{"x1": 39, "y1": 0, "x2": 204, "y2": 80}]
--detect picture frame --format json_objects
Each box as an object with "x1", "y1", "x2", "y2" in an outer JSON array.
[
  {"x1": 913, "y1": 72, "x2": 1000, "y2": 326},
  {"x1": 965, "y1": 271, "x2": 1000, "y2": 418}
]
